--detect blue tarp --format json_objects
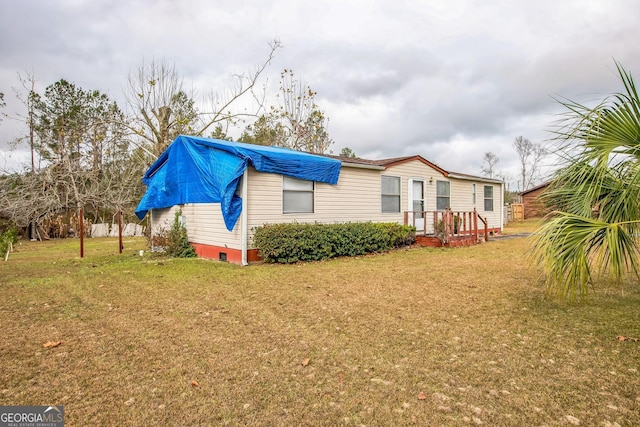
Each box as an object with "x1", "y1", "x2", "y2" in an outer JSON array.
[{"x1": 135, "y1": 136, "x2": 342, "y2": 231}]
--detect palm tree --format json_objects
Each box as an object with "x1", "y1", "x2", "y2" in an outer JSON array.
[{"x1": 532, "y1": 63, "x2": 640, "y2": 299}]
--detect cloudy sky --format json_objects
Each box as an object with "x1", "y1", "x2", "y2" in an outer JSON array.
[{"x1": 1, "y1": 0, "x2": 639, "y2": 190}]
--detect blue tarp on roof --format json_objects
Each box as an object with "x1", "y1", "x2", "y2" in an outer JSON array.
[{"x1": 135, "y1": 136, "x2": 342, "y2": 231}]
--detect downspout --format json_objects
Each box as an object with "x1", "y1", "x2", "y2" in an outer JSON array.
[
  {"x1": 149, "y1": 209, "x2": 154, "y2": 251},
  {"x1": 241, "y1": 168, "x2": 249, "y2": 266},
  {"x1": 500, "y1": 181, "x2": 505, "y2": 231}
]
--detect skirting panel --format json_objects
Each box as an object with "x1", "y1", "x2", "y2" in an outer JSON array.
[{"x1": 190, "y1": 242, "x2": 261, "y2": 264}]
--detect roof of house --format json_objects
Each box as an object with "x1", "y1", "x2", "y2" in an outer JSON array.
[
  {"x1": 136, "y1": 136, "x2": 342, "y2": 230},
  {"x1": 519, "y1": 181, "x2": 550, "y2": 196},
  {"x1": 322, "y1": 153, "x2": 503, "y2": 184}
]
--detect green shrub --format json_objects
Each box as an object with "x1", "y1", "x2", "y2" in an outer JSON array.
[
  {"x1": 166, "y1": 209, "x2": 197, "y2": 258},
  {"x1": 0, "y1": 227, "x2": 19, "y2": 256},
  {"x1": 375, "y1": 222, "x2": 416, "y2": 247},
  {"x1": 253, "y1": 222, "x2": 416, "y2": 263},
  {"x1": 436, "y1": 215, "x2": 462, "y2": 239}
]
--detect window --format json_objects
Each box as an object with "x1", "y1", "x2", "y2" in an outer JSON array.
[
  {"x1": 381, "y1": 175, "x2": 401, "y2": 213},
  {"x1": 484, "y1": 185, "x2": 494, "y2": 211},
  {"x1": 283, "y1": 176, "x2": 314, "y2": 213},
  {"x1": 472, "y1": 183, "x2": 476, "y2": 205},
  {"x1": 436, "y1": 180, "x2": 450, "y2": 210}
]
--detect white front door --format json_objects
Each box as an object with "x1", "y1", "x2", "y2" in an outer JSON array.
[{"x1": 409, "y1": 179, "x2": 425, "y2": 232}]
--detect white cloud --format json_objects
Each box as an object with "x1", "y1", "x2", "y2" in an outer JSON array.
[{"x1": 1, "y1": 0, "x2": 640, "y2": 183}]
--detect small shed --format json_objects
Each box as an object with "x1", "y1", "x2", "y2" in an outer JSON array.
[{"x1": 519, "y1": 182, "x2": 550, "y2": 219}]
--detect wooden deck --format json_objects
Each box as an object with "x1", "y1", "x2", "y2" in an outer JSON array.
[{"x1": 404, "y1": 208, "x2": 493, "y2": 248}]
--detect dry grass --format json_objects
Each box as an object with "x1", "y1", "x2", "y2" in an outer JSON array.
[
  {"x1": 0, "y1": 225, "x2": 639, "y2": 426},
  {"x1": 501, "y1": 218, "x2": 542, "y2": 234}
]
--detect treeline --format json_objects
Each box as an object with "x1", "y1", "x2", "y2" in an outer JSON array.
[{"x1": 0, "y1": 41, "x2": 335, "y2": 237}]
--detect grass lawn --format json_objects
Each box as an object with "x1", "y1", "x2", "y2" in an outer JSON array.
[{"x1": 1, "y1": 220, "x2": 639, "y2": 426}]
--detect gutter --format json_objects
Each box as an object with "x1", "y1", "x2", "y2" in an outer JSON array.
[
  {"x1": 241, "y1": 168, "x2": 249, "y2": 266},
  {"x1": 448, "y1": 172, "x2": 503, "y2": 184},
  {"x1": 340, "y1": 162, "x2": 386, "y2": 171},
  {"x1": 149, "y1": 209, "x2": 154, "y2": 251},
  {"x1": 500, "y1": 181, "x2": 505, "y2": 231}
]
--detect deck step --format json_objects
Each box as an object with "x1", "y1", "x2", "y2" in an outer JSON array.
[{"x1": 415, "y1": 235, "x2": 480, "y2": 248}]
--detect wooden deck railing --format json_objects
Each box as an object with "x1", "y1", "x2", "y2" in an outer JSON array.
[{"x1": 403, "y1": 208, "x2": 489, "y2": 244}]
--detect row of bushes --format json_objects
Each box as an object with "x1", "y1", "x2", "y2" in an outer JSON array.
[{"x1": 253, "y1": 222, "x2": 416, "y2": 263}]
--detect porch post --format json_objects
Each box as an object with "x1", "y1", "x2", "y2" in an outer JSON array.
[
  {"x1": 79, "y1": 207, "x2": 84, "y2": 258},
  {"x1": 433, "y1": 211, "x2": 437, "y2": 234},
  {"x1": 445, "y1": 208, "x2": 452, "y2": 243},
  {"x1": 118, "y1": 209, "x2": 123, "y2": 254},
  {"x1": 473, "y1": 208, "x2": 478, "y2": 243},
  {"x1": 423, "y1": 211, "x2": 427, "y2": 234}
]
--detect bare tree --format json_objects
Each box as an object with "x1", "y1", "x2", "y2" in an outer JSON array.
[
  {"x1": 271, "y1": 69, "x2": 333, "y2": 153},
  {"x1": 0, "y1": 92, "x2": 5, "y2": 121},
  {"x1": 197, "y1": 40, "x2": 280, "y2": 135},
  {"x1": 481, "y1": 151, "x2": 499, "y2": 178},
  {"x1": 241, "y1": 69, "x2": 334, "y2": 153},
  {"x1": 9, "y1": 73, "x2": 40, "y2": 173},
  {"x1": 126, "y1": 40, "x2": 281, "y2": 157},
  {"x1": 7, "y1": 73, "x2": 40, "y2": 238},
  {"x1": 125, "y1": 61, "x2": 194, "y2": 157},
  {"x1": 0, "y1": 78, "x2": 143, "y2": 237},
  {"x1": 513, "y1": 136, "x2": 546, "y2": 191}
]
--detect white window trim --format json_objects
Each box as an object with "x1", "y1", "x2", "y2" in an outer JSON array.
[
  {"x1": 436, "y1": 180, "x2": 451, "y2": 211},
  {"x1": 484, "y1": 185, "x2": 494, "y2": 212},
  {"x1": 283, "y1": 176, "x2": 315, "y2": 214},
  {"x1": 381, "y1": 175, "x2": 401, "y2": 213},
  {"x1": 472, "y1": 183, "x2": 476, "y2": 205},
  {"x1": 408, "y1": 178, "x2": 426, "y2": 216}
]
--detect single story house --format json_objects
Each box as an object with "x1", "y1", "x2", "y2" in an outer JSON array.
[{"x1": 136, "y1": 136, "x2": 504, "y2": 265}]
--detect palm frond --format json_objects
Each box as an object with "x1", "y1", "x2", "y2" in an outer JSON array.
[
  {"x1": 535, "y1": 62, "x2": 640, "y2": 299},
  {"x1": 531, "y1": 213, "x2": 640, "y2": 300}
]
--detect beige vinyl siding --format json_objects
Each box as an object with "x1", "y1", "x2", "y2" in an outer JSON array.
[
  {"x1": 316, "y1": 168, "x2": 389, "y2": 221},
  {"x1": 450, "y1": 180, "x2": 476, "y2": 212},
  {"x1": 385, "y1": 159, "x2": 503, "y2": 231},
  {"x1": 150, "y1": 204, "x2": 242, "y2": 250},
  {"x1": 245, "y1": 166, "x2": 398, "y2": 230},
  {"x1": 481, "y1": 183, "x2": 502, "y2": 228},
  {"x1": 150, "y1": 206, "x2": 178, "y2": 235},
  {"x1": 245, "y1": 159, "x2": 502, "y2": 234},
  {"x1": 245, "y1": 168, "x2": 285, "y2": 226},
  {"x1": 383, "y1": 160, "x2": 447, "y2": 213},
  {"x1": 450, "y1": 179, "x2": 502, "y2": 230},
  {"x1": 481, "y1": 183, "x2": 502, "y2": 227},
  {"x1": 182, "y1": 203, "x2": 242, "y2": 250}
]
